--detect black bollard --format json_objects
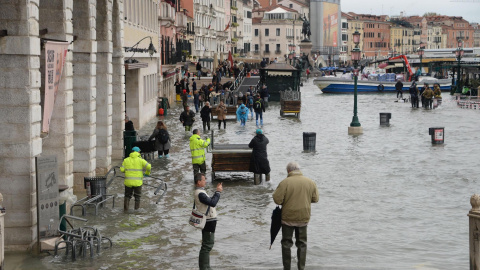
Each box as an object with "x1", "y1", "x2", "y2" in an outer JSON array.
[
  {"x1": 303, "y1": 132, "x2": 316, "y2": 152},
  {"x1": 428, "y1": 127, "x2": 445, "y2": 144},
  {"x1": 379, "y1": 113, "x2": 391, "y2": 126}
]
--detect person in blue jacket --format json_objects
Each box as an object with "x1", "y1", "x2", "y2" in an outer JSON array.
[{"x1": 236, "y1": 102, "x2": 250, "y2": 126}]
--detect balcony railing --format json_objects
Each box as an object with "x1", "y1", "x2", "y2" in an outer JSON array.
[
  {"x1": 253, "y1": 50, "x2": 260, "y2": 54},
  {"x1": 275, "y1": 50, "x2": 282, "y2": 54},
  {"x1": 264, "y1": 50, "x2": 270, "y2": 54}
]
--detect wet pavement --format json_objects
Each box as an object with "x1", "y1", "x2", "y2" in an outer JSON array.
[{"x1": 5, "y1": 78, "x2": 480, "y2": 269}]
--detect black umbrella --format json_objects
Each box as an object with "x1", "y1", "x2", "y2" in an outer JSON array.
[{"x1": 270, "y1": 206, "x2": 282, "y2": 249}]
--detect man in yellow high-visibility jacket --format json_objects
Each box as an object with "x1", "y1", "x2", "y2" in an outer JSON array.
[
  {"x1": 189, "y1": 129, "x2": 210, "y2": 178},
  {"x1": 120, "y1": 146, "x2": 151, "y2": 211}
]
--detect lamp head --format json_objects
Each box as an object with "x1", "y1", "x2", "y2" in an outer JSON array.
[{"x1": 148, "y1": 41, "x2": 156, "y2": 57}]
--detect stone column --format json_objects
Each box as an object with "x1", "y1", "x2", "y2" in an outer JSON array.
[
  {"x1": 96, "y1": 0, "x2": 114, "y2": 174},
  {"x1": 0, "y1": 0, "x2": 43, "y2": 250},
  {"x1": 469, "y1": 194, "x2": 480, "y2": 270},
  {"x1": 39, "y1": 0, "x2": 75, "y2": 187},
  {"x1": 112, "y1": 0, "x2": 125, "y2": 159},
  {"x1": 72, "y1": 0, "x2": 98, "y2": 190}
]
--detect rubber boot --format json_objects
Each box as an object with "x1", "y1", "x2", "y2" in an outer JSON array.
[
  {"x1": 134, "y1": 200, "x2": 140, "y2": 210},
  {"x1": 265, "y1": 173, "x2": 270, "y2": 181},
  {"x1": 256, "y1": 120, "x2": 259, "y2": 126},
  {"x1": 260, "y1": 119, "x2": 263, "y2": 126},
  {"x1": 199, "y1": 231, "x2": 214, "y2": 270},
  {"x1": 124, "y1": 198, "x2": 130, "y2": 211},
  {"x1": 223, "y1": 121, "x2": 226, "y2": 129}
]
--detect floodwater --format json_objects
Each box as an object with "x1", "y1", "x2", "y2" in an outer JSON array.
[{"x1": 5, "y1": 79, "x2": 480, "y2": 270}]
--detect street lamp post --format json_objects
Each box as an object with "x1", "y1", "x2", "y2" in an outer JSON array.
[
  {"x1": 348, "y1": 30, "x2": 363, "y2": 135},
  {"x1": 454, "y1": 38, "x2": 464, "y2": 94},
  {"x1": 417, "y1": 44, "x2": 424, "y2": 79}
]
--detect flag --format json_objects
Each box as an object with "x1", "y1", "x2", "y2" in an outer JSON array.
[
  {"x1": 224, "y1": 19, "x2": 231, "y2": 32},
  {"x1": 228, "y1": 50, "x2": 234, "y2": 71},
  {"x1": 207, "y1": 19, "x2": 213, "y2": 29}
]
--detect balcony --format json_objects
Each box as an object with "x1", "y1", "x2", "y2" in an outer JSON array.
[
  {"x1": 275, "y1": 50, "x2": 282, "y2": 54},
  {"x1": 264, "y1": 50, "x2": 270, "y2": 54},
  {"x1": 253, "y1": 51, "x2": 260, "y2": 54},
  {"x1": 176, "y1": 13, "x2": 188, "y2": 31}
]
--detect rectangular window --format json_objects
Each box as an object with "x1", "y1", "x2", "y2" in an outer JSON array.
[
  {"x1": 276, "y1": 44, "x2": 280, "y2": 52},
  {"x1": 276, "y1": 28, "x2": 280, "y2": 36},
  {"x1": 255, "y1": 44, "x2": 259, "y2": 51},
  {"x1": 265, "y1": 28, "x2": 269, "y2": 36},
  {"x1": 247, "y1": 11, "x2": 252, "y2": 18},
  {"x1": 265, "y1": 44, "x2": 269, "y2": 52},
  {"x1": 255, "y1": 29, "x2": 258, "y2": 36}
]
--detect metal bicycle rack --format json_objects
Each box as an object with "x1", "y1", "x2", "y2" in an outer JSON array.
[
  {"x1": 70, "y1": 167, "x2": 119, "y2": 216},
  {"x1": 54, "y1": 215, "x2": 112, "y2": 261}
]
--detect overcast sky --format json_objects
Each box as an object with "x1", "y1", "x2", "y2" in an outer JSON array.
[{"x1": 340, "y1": 0, "x2": 479, "y2": 24}]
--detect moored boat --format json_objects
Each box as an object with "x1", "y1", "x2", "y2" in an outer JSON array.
[{"x1": 314, "y1": 76, "x2": 452, "y2": 94}]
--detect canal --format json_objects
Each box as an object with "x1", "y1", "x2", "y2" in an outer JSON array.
[{"x1": 5, "y1": 79, "x2": 480, "y2": 269}]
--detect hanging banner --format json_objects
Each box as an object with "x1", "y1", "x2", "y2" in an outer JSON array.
[{"x1": 42, "y1": 41, "x2": 69, "y2": 133}]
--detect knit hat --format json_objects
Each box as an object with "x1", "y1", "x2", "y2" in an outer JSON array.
[
  {"x1": 256, "y1": 129, "x2": 263, "y2": 134},
  {"x1": 132, "y1": 146, "x2": 141, "y2": 152}
]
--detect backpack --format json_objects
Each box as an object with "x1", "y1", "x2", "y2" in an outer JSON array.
[
  {"x1": 157, "y1": 129, "x2": 169, "y2": 144},
  {"x1": 248, "y1": 96, "x2": 254, "y2": 106},
  {"x1": 254, "y1": 99, "x2": 262, "y2": 110}
]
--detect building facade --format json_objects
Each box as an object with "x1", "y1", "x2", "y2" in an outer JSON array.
[{"x1": 0, "y1": 0, "x2": 125, "y2": 250}]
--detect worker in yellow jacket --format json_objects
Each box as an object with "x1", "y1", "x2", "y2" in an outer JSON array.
[
  {"x1": 189, "y1": 129, "x2": 210, "y2": 178},
  {"x1": 120, "y1": 146, "x2": 151, "y2": 211}
]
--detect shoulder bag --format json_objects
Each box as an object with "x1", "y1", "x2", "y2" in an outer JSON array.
[{"x1": 188, "y1": 201, "x2": 210, "y2": 229}]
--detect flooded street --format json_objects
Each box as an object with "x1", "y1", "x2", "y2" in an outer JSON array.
[{"x1": 6, "y1": 79, "x2": 480, "y2": 269}]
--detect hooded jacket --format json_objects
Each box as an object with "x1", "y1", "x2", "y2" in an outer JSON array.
[
  {"x1": 189, "y1": 133, "x2": 210, "y2": 165},
  {"x1": 236, "y1": 104, "x2": 249, "y2": 122},
  {"x1": 120, "y1": 151, "x2": 151, "y2": 187},
  {"x1": 180, "y1": 110, "x2": 195, "y2": 126}
]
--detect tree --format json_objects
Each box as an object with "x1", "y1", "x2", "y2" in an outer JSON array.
[{"x1": 423, "y1": 12, "x2": 440, "y2": 17}]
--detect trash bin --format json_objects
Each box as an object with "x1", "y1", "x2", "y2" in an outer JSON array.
[
  {"x1": 84, "y1": 177, "x2": 107, "y2": 203},
  {"x1": 124, "y1": 130, "x2": 137, "y2": 158},
  {"x1": 429, "y1": 127, "x2": 445, "y2": 144},
  {"x1": 379, "y1": 112, "x2": 391, "y2": 126},
  {"x1": 58, "y1": 185, "x2": 69, "y2": 236},
  {"x1": 303, "y1": 132, "x2": 316, "y2": 152}
]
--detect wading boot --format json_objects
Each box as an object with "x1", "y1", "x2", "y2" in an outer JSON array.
[
  {"x1": 124, "y1": 198, "x2": 130, "y2": 211},
  {"x1": 134, "y1": 200, "x2": 140, "y2": 210},
  {"x1": 266, "y1": 173, "x2": 270, "y2": 181}
]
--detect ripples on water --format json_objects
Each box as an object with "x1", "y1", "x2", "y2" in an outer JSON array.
[{"x1": 12, "y1": 79, "x2": 477, "y2": 270}]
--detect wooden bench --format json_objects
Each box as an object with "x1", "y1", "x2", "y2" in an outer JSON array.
[{"x1": 280, "y1": 100, "x2": 301, "y2": 118}]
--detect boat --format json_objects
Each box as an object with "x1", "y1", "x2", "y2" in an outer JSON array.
[
  {"x1": 314, "y1": 54, "x2": 452, "y2": 93},
  {"x1": 314, "y1": 76, "x2": 452, "y2": 93}
]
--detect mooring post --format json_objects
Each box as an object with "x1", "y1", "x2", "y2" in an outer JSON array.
[{"x1": 468, "y1": 194, "x2": 480, "y2": 270}]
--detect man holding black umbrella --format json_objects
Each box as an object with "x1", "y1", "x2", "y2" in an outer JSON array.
[{"x1": 273, "y1": 161, "x2": 319, "y2": 270}]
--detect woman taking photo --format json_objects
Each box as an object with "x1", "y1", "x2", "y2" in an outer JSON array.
[{"x1": 148, "y1": 121, "x2": 171, "y2": 158}]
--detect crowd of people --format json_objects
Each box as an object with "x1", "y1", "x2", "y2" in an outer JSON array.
[
  {"x1": 122, "y1": 65, "x2": 321, "y2": 270},
  {"x1": 407, "y1": 81, "x2": 442, "y2": 109}
]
